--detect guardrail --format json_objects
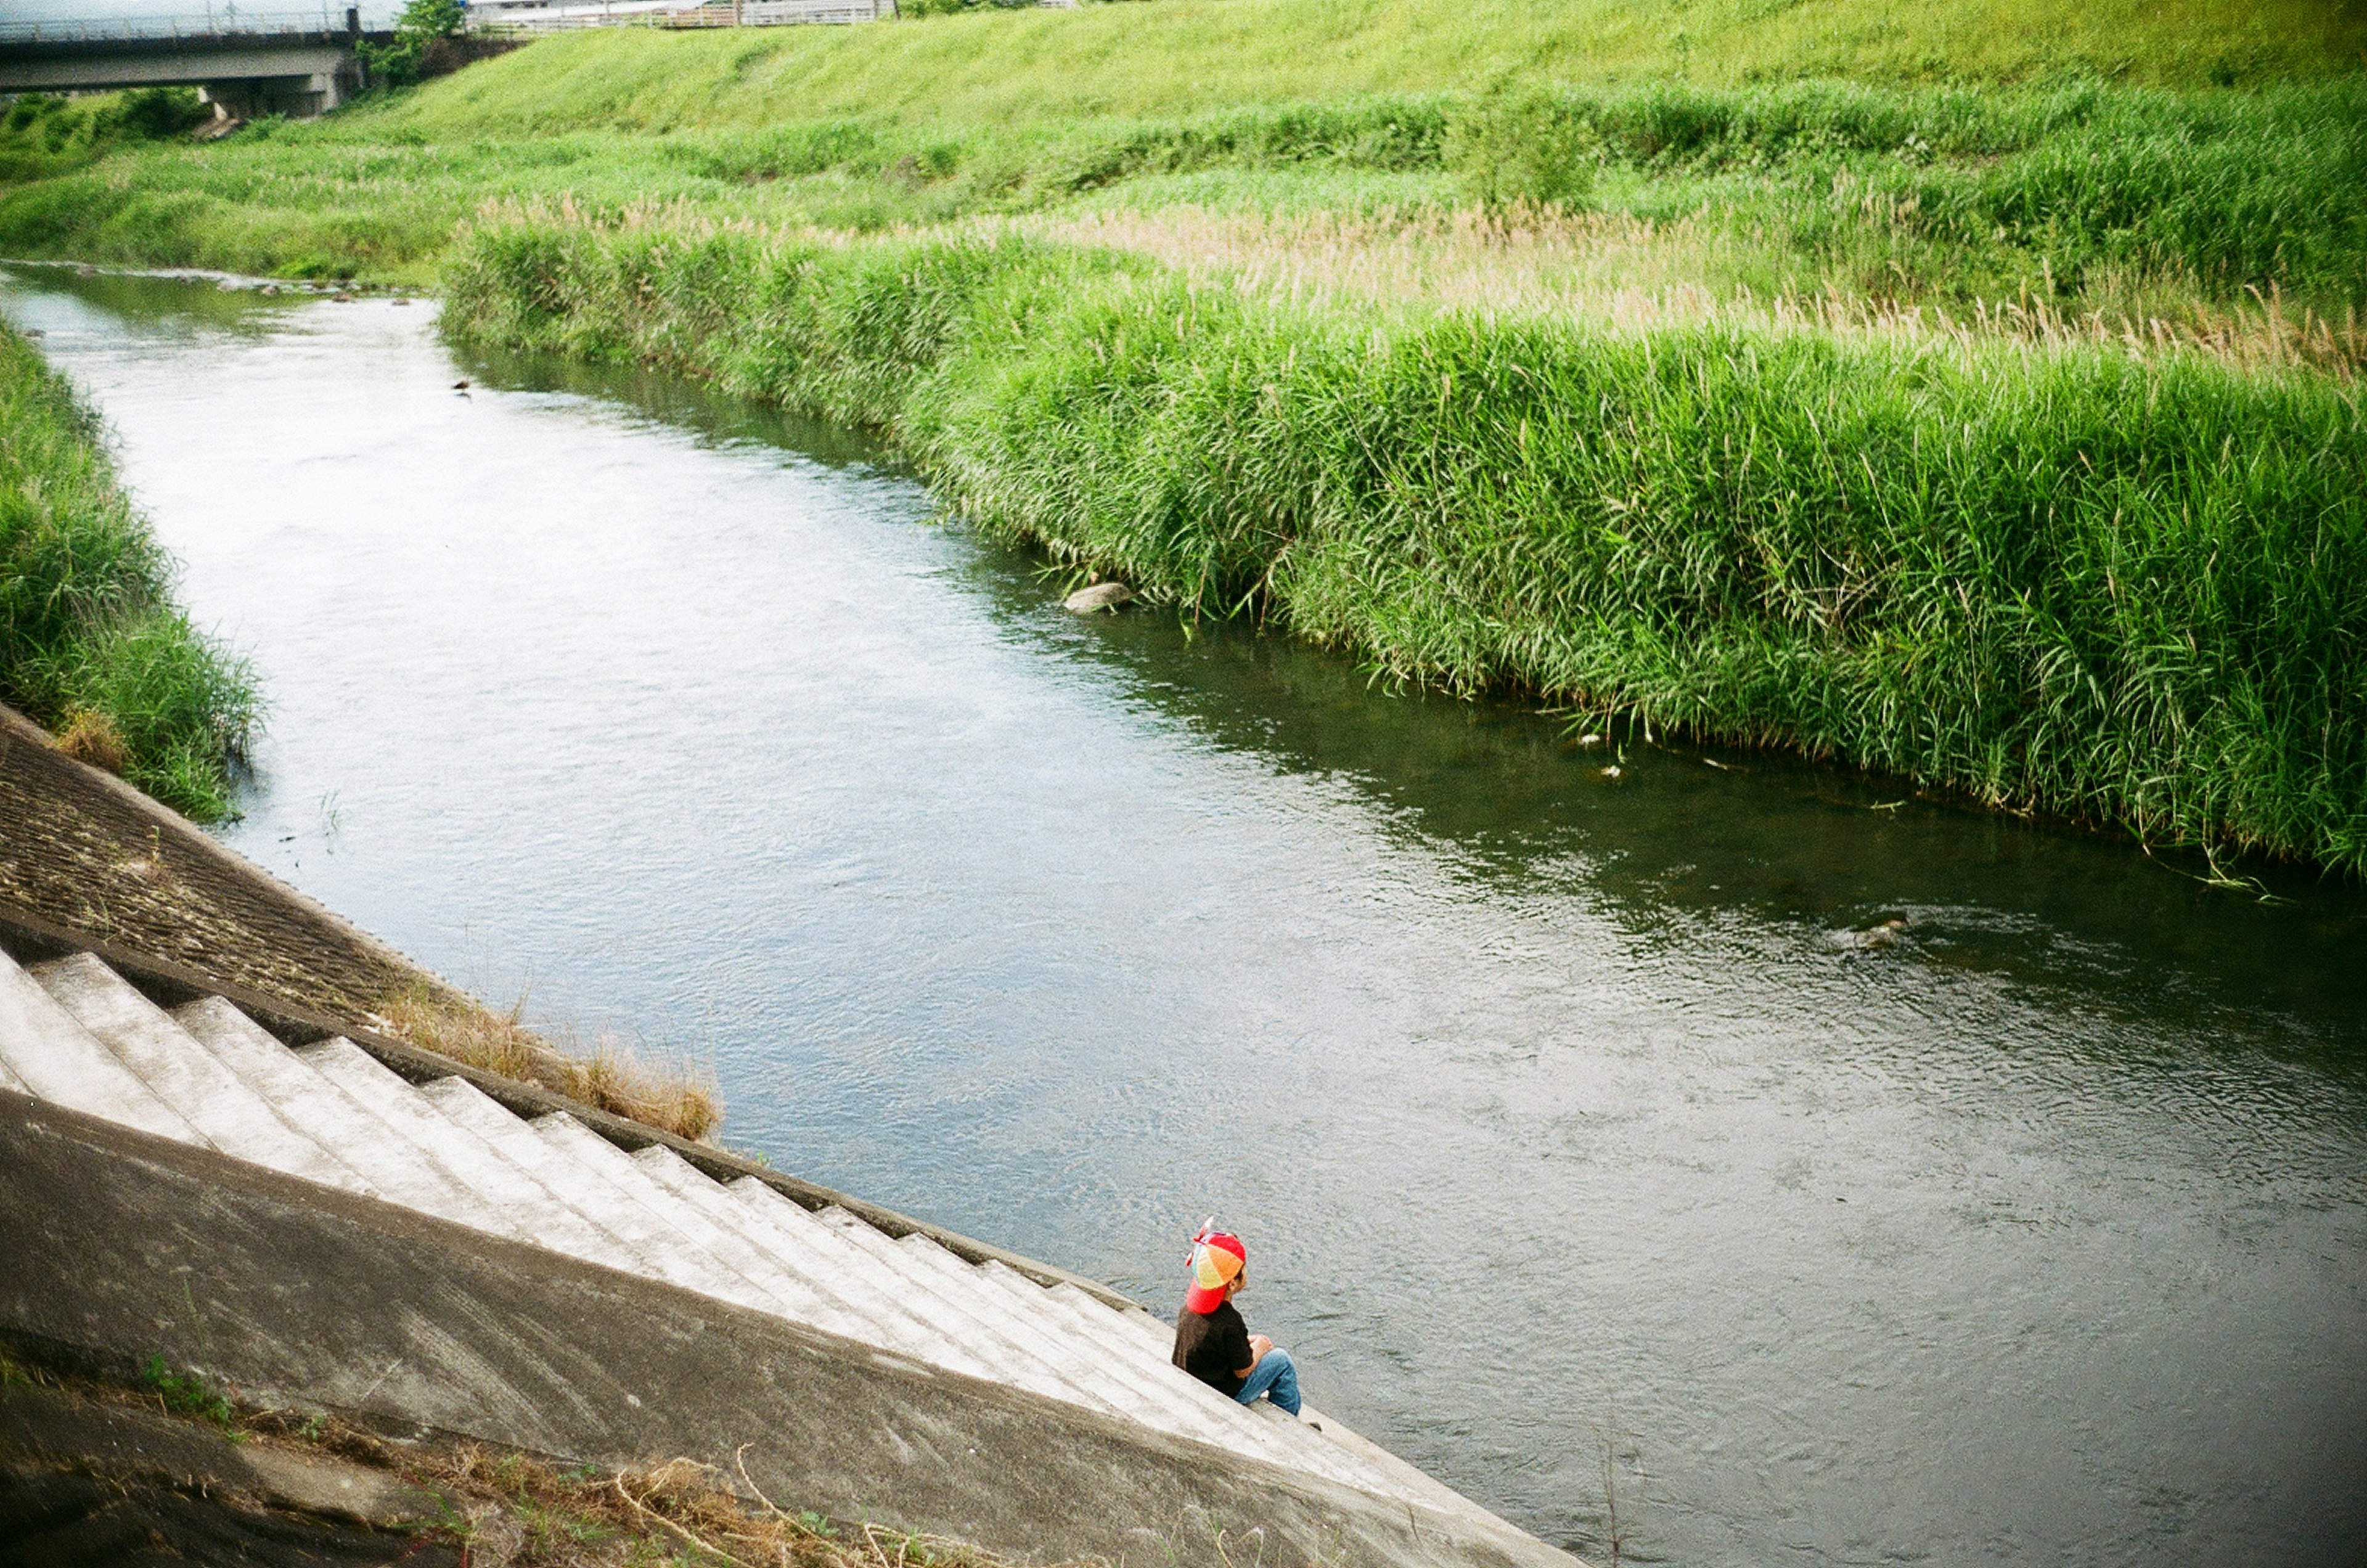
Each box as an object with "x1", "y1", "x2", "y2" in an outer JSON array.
[
  {"x1": 467, "y1": 0, "x2": 888, "y2": 29},
  {"x1": 465, "y1": 0, "x2": 892, "y2": 31},
  {"x1": 0, "y1": 9, "x2": 362, "y2": 46}
]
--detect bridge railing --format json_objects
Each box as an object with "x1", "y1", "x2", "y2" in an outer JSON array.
[
  {"x1": 465, "y1": 0, "x2": 893, "y2": 32},
  {"x1": 465, "y1": 0, "x2": 893, "y2": 31},
  {"x1": 0, "y1": 9, "x2": 359, "y2": 46}
]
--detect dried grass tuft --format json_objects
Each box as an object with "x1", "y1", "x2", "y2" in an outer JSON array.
[
  {"x1": 407, "y1": 1438, "x2": 1053, "y2": 1568},
  {"x1": 1024, "y1": 204, "x2": 2367, "y2": 378},
  {"x1": 52, "y1": 705, "x2": 132, "y2": 775},
  {"x1": 374, "y1": 982, "x2": 723, "y2": 1143}
]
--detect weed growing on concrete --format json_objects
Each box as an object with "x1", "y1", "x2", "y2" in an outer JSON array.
[
  {"x1": 142, "y1": 1354, "x2": 245, "y2": 1440},
  {"x1": 18, "y1": 1352, "x2": 1085, "y2": 1568},
  {"x1": 375, "y1": 981, "x2": 723, "y2": 1142}
]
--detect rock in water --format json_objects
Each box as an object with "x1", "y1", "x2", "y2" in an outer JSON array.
[{"x1": 1064, "y1": 581, "x2": 1134, "y2": 613}]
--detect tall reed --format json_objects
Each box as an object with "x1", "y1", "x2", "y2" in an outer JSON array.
[{"x1": 443, "y1": 217, "x2": 2367, "y2": 872}]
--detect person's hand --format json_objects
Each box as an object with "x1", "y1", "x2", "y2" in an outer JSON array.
[{"x1": 1249, "y1": 1334, "x2": 1273, "y2": 1358}]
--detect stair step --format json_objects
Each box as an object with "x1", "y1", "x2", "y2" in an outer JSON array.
[
  {"x1": 617, "y1": 1148, "x2": 883, "y2": 1345},
  {"x1": 625, "y1": 1145, "x2": 902, "y2": 1347},
  {"x1": 877, "y1": 1228, "x2": 1259, "y2": 1451},
  {"x1": 170, "y1": 998, "x2": 509, "y2": 1233},
  {"x1": 1084, "y1": 1287, "x2": 1413, "y2": 1498},
  {"x1": 1101, "y1": 1301, "x2": 1486, "y2": 1519},
  {"x1": 1031, "y1": 1275, "x2": 1321, "y2": 1468},
  {"x1": 0, "y1": 944, "x2": 1491, "y2": 1524},
  {"x1": 965, "y1": 1254, "x2": 1327, "y2": 1477},
  {"x1": 415, "y1": 1078, "x2": 698, "y2": 1286},
  {"x1": 722, "y1": 1178, "x2": 1014, "y2": 1381},
  {"x1": 29, "y1": 953, "x2": 370, "y2": 1196},
  {"x1": 0, "y1": 948, "x2": 200, "y2": 1146},
  {"x1": 299, "y1": 1040, "x2": 618, "y2": 1262},
  {"x1": 810, "y1": 1208, "x2": 1132, "y2": 1418},
  {"x1": 529, "y1": 1115, "x2": 859, "y2": 1333}
]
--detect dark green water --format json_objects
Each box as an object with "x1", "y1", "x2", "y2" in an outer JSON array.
[{"x1": 6, "y1": 265, "x2": 2364, "y2": 1567}]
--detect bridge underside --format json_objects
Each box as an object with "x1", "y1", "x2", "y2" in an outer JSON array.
[{"x1": 0, "y1": 39, "x2": 369, "y2": 118}]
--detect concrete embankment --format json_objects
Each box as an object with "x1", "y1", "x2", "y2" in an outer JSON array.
[{"x1": 0, "y1": 1092, "x2": 1571, "y2": 1567}]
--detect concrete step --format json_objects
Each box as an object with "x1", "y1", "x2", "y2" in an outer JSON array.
[
  {"x1": 1028, "y1": 1274, "x2": 1328, "y2": 1472},
  {"x1": 872, "y1": 1227, "x2": 1256, "y2": 1453},
  {"x1": 624, "y1": 1145, "x2": 909, "y2": 1350},
  {"x1": 529, "y1": 1114, "x2": 866, "y2": 1335},
  {"x1": 0, "y1": 944, "x2": 1493, "y2": 1526},
  {"x1": 0, "y1": 947, "x2": 200, "y2": 1147},
  {"x1": 415, "y1": 1078, "x2": 705, "y2": 1289},
  {"x1": 624, "y1": 1151, "x2": 994, "y2": 1383},
  {"x1": 28, "y1": 953, "x2": 371, "y2": 1197},
  {"x1": 1098, "y1": 1301, "x2": 1495, "y2": 1524},
  {"x1": 169, "y1": 998, "x2": 509, "y2": 1234},
  {"x1": 810, "y1": 1207, "x2": 1136, "y2": 1419},
  {"x1": 677, "y1": 1165, "x2": 1009, "y2": 1379},
  {"x1": 1086, "y1": 1290, "x2": 1419, "y2": 1500},
  {"x1": 298, "y1": 1040, "x2": 617, "y2": 1262}
]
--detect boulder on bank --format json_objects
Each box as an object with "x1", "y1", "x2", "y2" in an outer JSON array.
[{"x1": 1063, "y1": 581, "x2": 1133, "y2": 613}]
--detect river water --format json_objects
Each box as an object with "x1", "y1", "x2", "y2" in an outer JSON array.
[{"x1": 6, "y1": 267, "x2": 2364, "y2": 1568}]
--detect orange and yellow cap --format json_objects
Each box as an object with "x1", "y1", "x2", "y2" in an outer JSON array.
[{"x1": 1183, "y1": 1230, "x2": 1246, "y2": 1314}]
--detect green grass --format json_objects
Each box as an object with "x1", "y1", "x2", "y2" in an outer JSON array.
[
  {"x1": 442, "y1": 218, "x2": 2367, "y2": 872},
  {"x1": 0, "y1": 323, "x2": 257, "y2": 820},
  {"x1": 384, "y1": 0, "x2": 2367, "y2": 134},
  {"x1": 4, "y1": 0, "x2": 2363, "y2": 866},
  {"x1": 0, "y1": 87, "x2": 210, "y2": 183},
  {"x1": 6, "y1": 74, "x2": 2363, "y2": 341}
]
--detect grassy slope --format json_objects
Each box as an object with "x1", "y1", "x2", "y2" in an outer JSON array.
[
  {"x1": 442, "y1": 221, "x2": 2367, "y2": 874},
  {"x1": 0, "y1": 324, "x2": 256, "y2": 819},
  {"x1": 394, "y1": 0, "x2": 2367, "y2": 133},
  {"x1": 4, "y1": 0, "x2": 2363, "y2": 298}
]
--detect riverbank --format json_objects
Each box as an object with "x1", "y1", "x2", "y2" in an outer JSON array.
[
  {"x1": 0, "y1": 321, "x2": 254, "y2": 820},
  {"x1": 13, "y1": 263, "x2": 2364, "y2": 1568},
  {"x1": 437, "y1": 216, "x2": 2367, "y2": 875},
  {"x1": 0, "y1": 692, "x2": 725, "y2": 1139},
  {"x1": 4, "y1": 1, "x2": 2362, "y2": 871}
]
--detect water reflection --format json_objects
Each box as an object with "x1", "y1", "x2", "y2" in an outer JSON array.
[{"x1": 473, "y1": 335, "x2": 2367, "y2": 1056}]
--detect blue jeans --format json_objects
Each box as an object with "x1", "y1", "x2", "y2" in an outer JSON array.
[{"x1": 1235, "y1": 1347, "x2": 1301, "y2": 1416}]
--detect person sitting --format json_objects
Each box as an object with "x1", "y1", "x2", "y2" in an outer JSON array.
[{"x1": 1171, "y1": 1227, "x2": 1302, "y2": 1418}]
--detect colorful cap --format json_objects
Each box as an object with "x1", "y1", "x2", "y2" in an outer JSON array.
[{"x1": 1182, "y1": 1230, "x2": 1246, "y2": 1314}]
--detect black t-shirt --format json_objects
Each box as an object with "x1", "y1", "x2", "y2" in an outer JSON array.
[{"x1": 1174, "y1": 1301, "x2": 1253, "y2": 1397}]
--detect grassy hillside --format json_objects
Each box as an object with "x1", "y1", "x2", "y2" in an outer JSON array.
[
  {"x1": 4, "y1": 0, "x2": 2362, "y2": 869},
  {"x1": 391, "y1": 0, "x2": 2367, "y2": 134}
]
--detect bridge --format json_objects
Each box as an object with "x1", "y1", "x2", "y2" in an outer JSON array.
[{"x1": 0, "y1": 10, "x2": 389, "y2": 119}]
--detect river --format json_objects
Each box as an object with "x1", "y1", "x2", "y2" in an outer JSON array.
[{"x1": 6, "y1": 266, "x2": 2363, "y2": 1568}]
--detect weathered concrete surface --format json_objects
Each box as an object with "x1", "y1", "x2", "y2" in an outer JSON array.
[
  {"x1": 0, "y1": 1378, "x2": 456, "y2": 1565},
  {"x1": 0, "y1": 1091, "x2": 1579, "y2": 1568},
  {"x1": 0, "y1": 701, "x2": 425, "y2": 1025}
]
